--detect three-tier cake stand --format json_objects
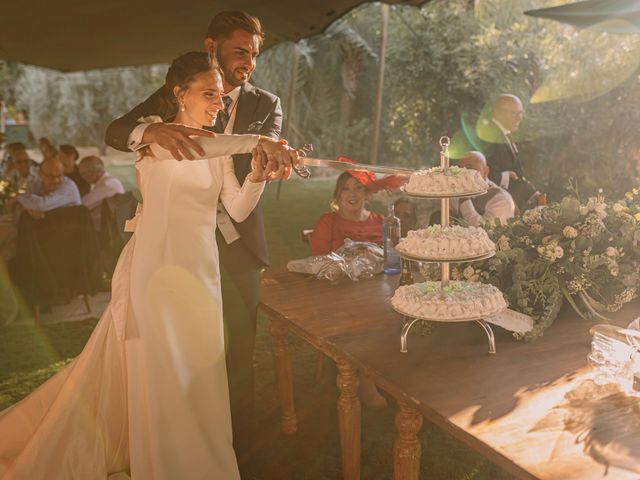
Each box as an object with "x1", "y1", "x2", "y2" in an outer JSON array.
[{"x1": 393, "y1": 137, "x2": 505, "y2": 354}]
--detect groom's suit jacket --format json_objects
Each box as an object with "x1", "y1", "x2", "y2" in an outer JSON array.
[{"x1": 105, "y1": 83, "x2": 282, "y2": 266}]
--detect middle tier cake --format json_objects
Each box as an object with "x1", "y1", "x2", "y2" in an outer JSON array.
[
  {"x1": 391, "y1": 281, "x2": 507, "y2": 321},
  {"x1": 396, "y1": 225, "x2": 495, "y2": 261}
]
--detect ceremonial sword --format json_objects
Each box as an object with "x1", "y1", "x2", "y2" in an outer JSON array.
[{"x1": 291, "y1": 144, "x2": 415, "y2": 178}]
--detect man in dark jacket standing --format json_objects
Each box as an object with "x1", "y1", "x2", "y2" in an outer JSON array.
[
  {"x1": 105, "y1": 11, "x2": 282, "y2": 472},
  {"x1": 484, "y1": 94, "x2": 541, "y2": 211}
]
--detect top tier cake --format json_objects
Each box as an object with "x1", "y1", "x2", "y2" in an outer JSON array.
[
  {"x1": 404, "y1": 166, "x2": 487, "y2": 196},
  {"x1": 396, "y1": 225, "x2": 495, "y2": 261}
]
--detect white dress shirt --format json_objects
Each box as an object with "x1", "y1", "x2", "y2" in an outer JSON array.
[
  {"x1": 18, "y1": 177, "x2": 81, "y2": 212},
  {"x1": 450, "y1": 180, "x2": 515, "y2": 227}
]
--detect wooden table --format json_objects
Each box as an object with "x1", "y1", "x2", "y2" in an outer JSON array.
[{"x1": 260, "y1": 270, "x2": 640, "y2": 480}]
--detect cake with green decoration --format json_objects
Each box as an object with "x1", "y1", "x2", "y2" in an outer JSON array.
[
  {"x1": 396, "y1": 225, "x2": 495, "y2": 260},
  {"x1": 391, "y1": 281, "x2": 506, "y2": 321},
  {"x1": 404, "y1": 166, "x2": 487, "y2": 195}
]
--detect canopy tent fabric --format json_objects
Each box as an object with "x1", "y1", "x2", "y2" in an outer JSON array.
[
  {"x1": 0, "y1": 0, "x2": 429, "y2": 72},
  {"x1": 524, "y1": 0, "x2": 640, "y2": 34}
]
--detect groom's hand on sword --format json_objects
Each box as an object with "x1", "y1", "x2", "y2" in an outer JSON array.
[{"x1": 142, "y1": 123, "x2": 216, "y2": 161}]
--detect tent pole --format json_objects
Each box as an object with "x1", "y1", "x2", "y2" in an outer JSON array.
[{"x1": 369, "y1": 3, "x2": 389, "y2": 166}]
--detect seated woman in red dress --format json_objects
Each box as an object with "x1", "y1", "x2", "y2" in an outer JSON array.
[
  {"x1": 309, "y1": 169, "x2": 401, "y2": 407},
  {"x1": 310, "y1": 170, "x2": 390, "y2": 255}
]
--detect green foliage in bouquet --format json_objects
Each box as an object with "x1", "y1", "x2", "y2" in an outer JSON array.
[
  {"x1": 0, "y1": 179, "x2": 23, "y2": 213},
  {"x1": 469, "y1": 195, "x2": 640, "y2": 340}
]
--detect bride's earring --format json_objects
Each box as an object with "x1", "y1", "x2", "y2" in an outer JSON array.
[{"x1": 179, "y1": 98, "x2": 186, "y2": 112}]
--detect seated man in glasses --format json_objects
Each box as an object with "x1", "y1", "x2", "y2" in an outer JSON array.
[
  {"x1": 451, "y1": 151, "x2": 515, "y2": 227},
  {"x1": 14, "y1": 157, "x2": 81, "y2": 220}
]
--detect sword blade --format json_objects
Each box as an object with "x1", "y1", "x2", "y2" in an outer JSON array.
[{"x1": 299, "y1": 157, "x2": 414, "y2": 176}]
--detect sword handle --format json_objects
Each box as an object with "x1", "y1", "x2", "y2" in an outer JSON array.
[{"x1": 292, "y1": 143, "x2": 313, "y2": 179}]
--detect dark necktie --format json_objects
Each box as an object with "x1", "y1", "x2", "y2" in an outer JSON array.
[
  {"x1": 215, "y1": 96, "x2": 233, "y2": 133},
  {"x1": 505, "y1": 133, "x2": 518, "y2": 156},
  {"x1": 505, "y1": 133, "x2": 526, "y2": 179}
]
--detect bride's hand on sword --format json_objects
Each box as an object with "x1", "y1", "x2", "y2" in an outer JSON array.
[
  {"x1": 248, "y1": 146, "x2": 282, "y2": 183},
  {"x1": 256, "y1": 137, "x2": 299, "y2": 179}
]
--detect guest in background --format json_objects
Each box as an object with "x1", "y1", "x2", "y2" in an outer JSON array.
[
  {"x1": 310, "y1": 169, "x2": 402, "y2": 408},
  {"x1": 394, "y1": 197, "x2": 417, "y2": 237},
  {"x1": 3, "y1": 149, "x2": 38, "y2": 189},
  {"x1": 310, "y1": 170, "x2": 388, "y2": 256},
  {"x1": 58, "y1": 144, "x2": 90, "y2": 196},
  {"x1": 484, "y1": 94, "x2": 540, "y2": 210},
  {"x1": 37, "y1": 137, "x2": 57, "y2": 162},
  {"x1": 15, "y1": 157, "x2": 81, "y2": 219},
  {"x1": 1, "y1": 142, "x2": 28, "y2": 177},
  {"x1": 78, "y1": 155, "x2": 125, "y2": 229},
  {"x1": 452, "y1": 151, "x2": 515, "y2": 227}
]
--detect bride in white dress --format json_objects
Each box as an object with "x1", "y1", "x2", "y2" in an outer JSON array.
[{"x1": 0, "y1": 51, "x2": 297, "y2": 480}]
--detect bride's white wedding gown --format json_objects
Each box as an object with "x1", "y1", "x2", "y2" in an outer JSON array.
[{"x1": 0, "y1": 134, "x2": 264, "y2": 480}]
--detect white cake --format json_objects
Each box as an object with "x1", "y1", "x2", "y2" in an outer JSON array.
[
  {"x1": 396, "y1": 225, "x2": 495, "y2": 260},
  {"x1": 404, "y1": 166, "x2": 487, "y2": 196},
  {"x1": 391, "y1": 281, "x2": 506, "y2": 321}
]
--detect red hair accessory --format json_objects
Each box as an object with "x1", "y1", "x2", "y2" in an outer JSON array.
[{"x1": 338, "y1": 156, "x2": 404, "y2": 193}]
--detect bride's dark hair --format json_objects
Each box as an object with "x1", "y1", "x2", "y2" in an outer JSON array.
[{"x1": 164, "y1": 51, "x2": 222, "y2": 105}]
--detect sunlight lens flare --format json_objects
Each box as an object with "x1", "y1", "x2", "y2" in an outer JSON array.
[
  {"x1": 147, "y1": 266, "x2": 225, "y2": 376},
  {"x1": 531, "y1": 27, "x2": 640, "y2": 104}
]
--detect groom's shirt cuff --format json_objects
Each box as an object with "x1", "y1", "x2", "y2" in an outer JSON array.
[{"x1": 127, "y1": 123, "x2": 151, "y2": 151}]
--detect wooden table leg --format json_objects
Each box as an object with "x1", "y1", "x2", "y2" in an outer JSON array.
[
  {"x1": 336, "y1": 357, "x2": 361, "y2": 480},
  {"x1": 270, "y1": 320, "x2": 297, "y2": 434},
  {"x1": 394, "y1": 401, "x2": 423, "y2": 480}
]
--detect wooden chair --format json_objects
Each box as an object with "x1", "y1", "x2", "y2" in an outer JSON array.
[
  {"x1": 99, "y1": 191, "x2": 137, "y2": 277},
  {"x1": 300, "y1": 228, "x2": 313, "y2": 245}
]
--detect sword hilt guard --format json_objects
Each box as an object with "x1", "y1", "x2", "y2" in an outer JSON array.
[{"x1": 292, "y1": 143, "x2": 313, "y2": 179}]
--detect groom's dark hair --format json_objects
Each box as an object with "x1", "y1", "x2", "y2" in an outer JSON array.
[{"x1": 206, "y1": 11, "x2": 265, "y2": 46}]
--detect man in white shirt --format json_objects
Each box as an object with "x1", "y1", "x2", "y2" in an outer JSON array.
[
  {"x1": 78, "y1": 156, "x2": 125, "y2": 229},
  {"x1": 16, "y1": 157, "x2": 81, "y2": 220},
  {"x1": 452, "y1": 151, "x2": 515, "y2": 227}
]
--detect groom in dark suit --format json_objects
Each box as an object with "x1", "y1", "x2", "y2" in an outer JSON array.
[{"x1": 105, "y1": 11, "x2": 281, "y2": 472}]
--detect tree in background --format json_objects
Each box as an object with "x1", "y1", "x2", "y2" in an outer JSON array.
[
  {"x1": 6, "y1": 0, "x2": 640, "y2": 200},
  {"x1": 254, "y1": 22, "x2": 377, "y2": 162},
  {"x1": 15, "y1": 65, "x2": 165, "y2": 154}
]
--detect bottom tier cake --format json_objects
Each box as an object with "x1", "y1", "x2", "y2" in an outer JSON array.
[{"x1": 391, "y1": 281, "x2": 507, "y2": 321}]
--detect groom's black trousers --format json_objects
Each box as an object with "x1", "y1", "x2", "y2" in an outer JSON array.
[{"x1": 216, "y1": 230, "x2": 261, "y2": 463}]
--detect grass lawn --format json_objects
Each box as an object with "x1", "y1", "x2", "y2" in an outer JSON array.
[{"x1": 0, "y1": 172, "x2": 514, "y2": 479}]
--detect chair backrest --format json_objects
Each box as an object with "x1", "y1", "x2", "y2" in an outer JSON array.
[
  {"x1": 101, "y1": 191, "x2": 138, "y2": 243},
  {"x1": 13, "y1": 205, "x2": 100, "y2": 307},
  {"x1": 99, "y1": 191, "x2": 138, "y2": 277},
  {"x1": 301, "y1": 229, "x2": 313, "y2": 245}
]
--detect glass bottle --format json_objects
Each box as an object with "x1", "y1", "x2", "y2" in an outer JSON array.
[
  {"x1": 383, "y1": 204, "x2": 401, "y2": 275},
  {"x1": 399, "y1": 259, "x2": 414, "y2": 286}
]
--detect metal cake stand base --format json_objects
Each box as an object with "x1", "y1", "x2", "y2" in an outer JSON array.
[{"x1": 400, "y1": 316, "x2": 496, "y2": 354}]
